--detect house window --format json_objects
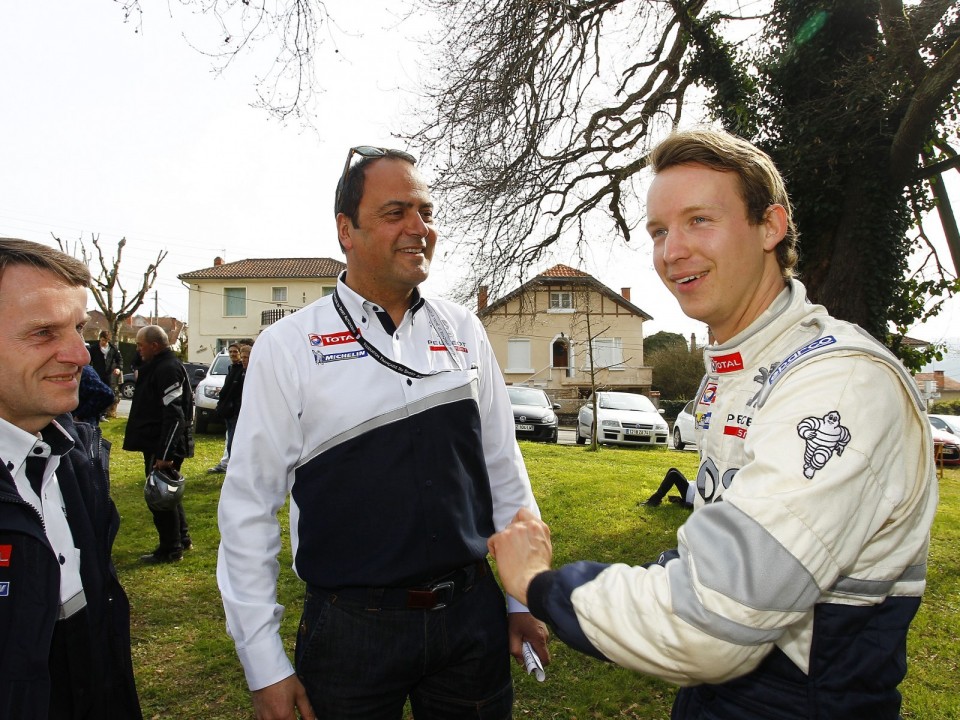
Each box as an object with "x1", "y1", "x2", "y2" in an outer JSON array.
[
  {"x1": 224, "y1": 287, "x2": 246, "y2": 317},
  {"x1": 588, "y1": 337, "x2": 624, "y2": 370},
  {"x1": 272, "y1": 286, "x2": 288, "y2": 303},
  {"x1": 549, "y1": 291, "x2": 573, "y2": 312},
  {"x1": 506, "y1": 338, "x2": 533, "y2": 373},
  {"x1": 321, "y1": 286, "x2": 336, "y2": 297}
]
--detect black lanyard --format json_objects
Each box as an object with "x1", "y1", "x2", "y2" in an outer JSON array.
[{"x1": 332, "y1": 289, "x2": 464, "y2": 379}]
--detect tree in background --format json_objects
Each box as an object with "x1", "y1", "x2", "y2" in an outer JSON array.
[
  {"x1": 55, "y1": 233, "x2": 167, "y2": 342},
  {"x1": 643, "y1": 330, "x2": 689, "y2": 358},
  {"x1": 647, "y1": 344, "x2": 705, "y2": 402},
  {"x1": 403, "y1": 0, "x2": 959, "y2": 369},
  {"x1": 113, "y1": 1, "x2": 958, "y2": 368}
]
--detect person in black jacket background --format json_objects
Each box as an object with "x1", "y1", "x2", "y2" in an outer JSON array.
[
  {"x1": 213, "y1": 342, "x2": 252, "y2": 471},
  {"x1": 87, "y1": 330, "x2": 123, "y2": 419},
  {"x1": 0, "y1": 238, "x2": 141, "y2": 719},
  {"x1": 207, "y1": 343, "x2": 242, "y2": 474},
  {"x1": 122, "y1": 325, "x2": 194, "y2": 564},
  {"x1": 73, "y1": 365, "x2": 116, "y2": 426}
]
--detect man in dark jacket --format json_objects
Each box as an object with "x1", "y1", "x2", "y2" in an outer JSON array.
[
  {"x1": 207, "y1": 343, "x2": 242, "y2": 474},
  {"x1": 122, "y1": 325, "x2": 194, "y2": 564},
  {"x1": 87, "y1": 330, "x2": 123, "y2": 418},
  {"x1": 0, "y1": 238, "x2": 142, "y2": 719}
]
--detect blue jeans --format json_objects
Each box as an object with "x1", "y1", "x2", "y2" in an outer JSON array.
[{"x1": 295, "y1": 568, "x2": 513, "y2": 719}]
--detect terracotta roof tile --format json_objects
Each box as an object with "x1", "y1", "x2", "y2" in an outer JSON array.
[
  {"x1": 178, "y1": 257, "x2": 345, "y2": 280},
  {"x1": 540, "y1": 264, "x2": 591, "y2": 278}
]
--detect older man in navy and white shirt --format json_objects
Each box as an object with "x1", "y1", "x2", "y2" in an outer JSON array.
[{"x1": 217, "y1": 147, "x2": 549, "y2": 720}]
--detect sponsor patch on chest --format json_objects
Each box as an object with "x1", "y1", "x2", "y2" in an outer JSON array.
[
  {"x1": 0, "y1": 544, "x2": 10, "y2": 567},
  {"x1": 309, "y1": 330, "x2": 359, "y2": 347},
  {"x1": 312, "y1": 348, "x2": 368, "y2": 365},
  {"x1": 711, "y1": 352, "x2": 744, "y2": 374},
  {"x1": 428, "y1": 339, "x2": 469, "y2": 353}
]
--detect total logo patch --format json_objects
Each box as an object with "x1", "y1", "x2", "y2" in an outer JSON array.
[
  {"x1": 0, "y1": 544, "x2": 10, "y2": 567},
  {"x1": 698, "y1": 381, "x2": 718, "y2": 406},
  {"x1": 309, "y1": 330, "x2": 359, "y2": 347},
  {"x1": 312, "y1": 348, "x2": 368, "y2": 365},
  {"x1": 711, "y1": 352, "x2": 744, "y2": 374}
]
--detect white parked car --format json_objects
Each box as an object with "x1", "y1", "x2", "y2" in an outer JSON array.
[
  {"x1": 929, "y1": 414, "x2": 960, "y2": 436},
  {"x1": 576, "y1": 391, "x2": 669, "y2": 447},
  {"x1": 193, "y1": 351, "x2": 235, "y2": 433},
  {"x1": 673, "y1": 400, "x2": 698, "y2": 451}
]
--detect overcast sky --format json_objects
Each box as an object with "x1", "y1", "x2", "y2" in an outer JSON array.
[{"x1": 1, "y1": 1, "x2": 957, "y2": 371}]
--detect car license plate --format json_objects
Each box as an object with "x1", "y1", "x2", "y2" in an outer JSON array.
[
  {"x1": 624, "y1": 428, "x2": 651, "y2": 436},
  {"x1": 516, "y1": 423, "x2": 534, "y2": 431}
]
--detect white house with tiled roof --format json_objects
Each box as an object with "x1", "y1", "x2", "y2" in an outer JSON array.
[
  {"x1": 478, "y1": 264, "x2": 654, "y2": 414},
  {"x1": 178, "y1": 256, "x2": 346, "y2": 361}
]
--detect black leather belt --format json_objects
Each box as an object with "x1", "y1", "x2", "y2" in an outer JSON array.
[{"x1": 315, "y1": 559, "x2": 489, "y2": 611}]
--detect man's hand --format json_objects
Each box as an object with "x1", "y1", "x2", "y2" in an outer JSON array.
[
  {"x1": 508, "y1": 611, "x2": 550, "y2": 668},
  {"x1": 152, "y1": 458, "x2": 175, "y2": 472},
  {"x1": 488, "y1": 507, "x2": 553, "y2": 605},
  {"x1": 251, "y1": 675, "x2": 316, "y2": 720}
]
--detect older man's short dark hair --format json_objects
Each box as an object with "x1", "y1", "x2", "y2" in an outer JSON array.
[{"x1": 335, "y1": 151, "x2": 417, "y2": 229}]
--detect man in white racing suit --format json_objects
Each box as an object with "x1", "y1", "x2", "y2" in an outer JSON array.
[{"x1": 488, "y1": 129, "x2": 938, "y2": 719}]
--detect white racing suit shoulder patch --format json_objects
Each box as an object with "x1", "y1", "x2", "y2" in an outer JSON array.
[{"x1": 796, "y1": 411, "x2": 851, "y2": 479}]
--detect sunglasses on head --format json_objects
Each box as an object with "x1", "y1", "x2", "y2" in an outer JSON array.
[{"x1": 334, "y1": 145, "x2": 418, "y2": 215}]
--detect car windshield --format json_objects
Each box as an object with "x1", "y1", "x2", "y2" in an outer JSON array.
[
  {"x1": 598, "y1": 393, "x2": 656, "y2": 412},
  {"x1": 508, "y1": 388, "x2": 550, "y2": 407},
  {"x1": 209, "y1": 355, "x2": 233, "y2": 375}
]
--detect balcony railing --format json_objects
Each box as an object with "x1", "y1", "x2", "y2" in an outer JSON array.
[{"x1": 261, "y1": 307, "x2": 298, "y2": 327}]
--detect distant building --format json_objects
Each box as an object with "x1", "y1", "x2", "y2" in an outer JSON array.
[
  {"x1": 83, "y1": 309, "x2": 183, "y2": 347},
  {"x1": 478, "y1": 264, "x2": 654, "y2": 415},
  {"x1": 178, "y1": 256, "x2": 346, "y2": 361}
]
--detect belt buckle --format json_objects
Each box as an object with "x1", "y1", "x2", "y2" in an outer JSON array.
[{"x1": 428, "y1": 580, "x2": 454, "y2": 610}]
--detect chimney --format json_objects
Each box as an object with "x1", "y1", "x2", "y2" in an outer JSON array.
[
  {"x1": 214, "y1": 256, "x2": 224, "y2": 266},
  {"x1": 621, "y1": 287, "x2": 631, "y2": 302},
  {"x1": 935, "y1": 370, "x2": 945, "y2": 390},
  {"x1": 478, "y1": 285, "x2": 489, "y2": 311}
]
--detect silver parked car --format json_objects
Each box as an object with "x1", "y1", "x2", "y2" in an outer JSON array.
[
  {"x1": 576, "y1": 391, "x2": 668, "y2": 447},
  {"x1": 673, "y1": 400, "x2": 698, "y2": 451}
]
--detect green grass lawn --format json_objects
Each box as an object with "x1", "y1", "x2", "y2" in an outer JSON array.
[{"x1": 100, "y1": 421, "x2": 960, "y2": 719}]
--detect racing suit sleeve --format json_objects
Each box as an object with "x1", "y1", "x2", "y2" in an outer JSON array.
[
  {"x1": 525, "y1": 355, "x2": 936, "y2": 685},
  {"x1": 216, "y1": 334, "x2": 304, "y2": 691},
  {"x1": 470, "y1": 314, "x2": 540, "y2": 613}
]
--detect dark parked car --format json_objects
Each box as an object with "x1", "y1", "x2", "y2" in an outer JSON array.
[
  {"x1": 506, "y1": 386, "x2": 560, "y2": 443},
  {"x1": 118, "y1": 361, "x2": 209, "y2": 400}
]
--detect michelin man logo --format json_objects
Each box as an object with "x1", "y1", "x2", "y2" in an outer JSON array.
[{"x1": 796, "y1": 411, "x2": 851, "y2": 478}]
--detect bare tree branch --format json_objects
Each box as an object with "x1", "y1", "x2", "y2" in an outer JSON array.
[{"x1": 54, "y1": 233, "x2": 167, "y2": 340}]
